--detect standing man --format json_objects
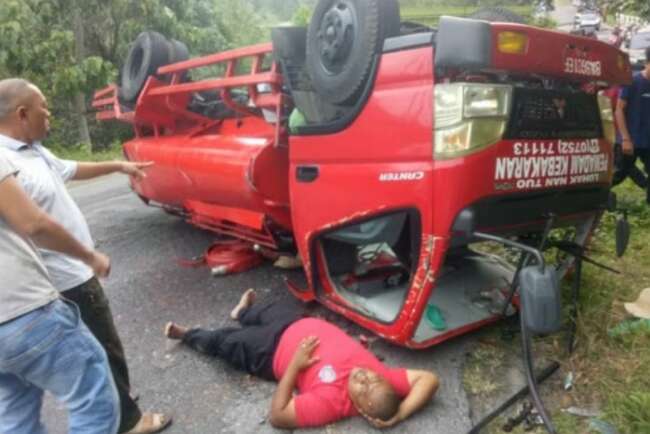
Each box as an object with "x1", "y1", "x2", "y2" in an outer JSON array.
[
  {"x1": 615, "y1": 47, "x2": 650, "y2": 205},
  {"x1": 0, "y1": 151, "x2": 119, "y2": 434},
  {"x1": 0, "y1": 78, "x2": 170, "y2": 434},
  {"x1": 606, "y1": 84, "x2": 647, "y2": 190}
]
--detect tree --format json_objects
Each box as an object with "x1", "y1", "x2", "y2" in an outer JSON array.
[
  {"x1": 0, "y1": 0, "x2": 114, "y2": 150},
  {"x1": 0, "y1": 0, "x2": 270, "y2": 152},
  {"x1": 599, "y1": 0, "x2": 650, "y2": 21}
]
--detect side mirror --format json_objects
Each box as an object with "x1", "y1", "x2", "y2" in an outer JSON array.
[{"x1": 519, "y1": 266, "x2": 562, "y2": 335}]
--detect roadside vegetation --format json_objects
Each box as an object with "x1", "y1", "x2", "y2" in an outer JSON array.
[
  {"x1": 465, "y1": 177, "x2": 650, "y2": 434},
  {"x1": 400, "y1": 3, "x2": 532, "y2": 27}
]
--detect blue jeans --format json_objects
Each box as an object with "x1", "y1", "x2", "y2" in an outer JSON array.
[{"x1": 0, "y1": 299, "x2": 120, "y2": 434}]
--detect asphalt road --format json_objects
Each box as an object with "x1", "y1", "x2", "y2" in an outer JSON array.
[{"x1": 42, "y1": 174, "x2": 477, "y2": 434}]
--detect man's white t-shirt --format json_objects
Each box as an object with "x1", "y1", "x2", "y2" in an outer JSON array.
[
  {"x1": 0, "y1": 153, "x2": 58, "y2": 324},
  {"x1": 0, "y1": 134, "x2": 94, "y2": 291}
]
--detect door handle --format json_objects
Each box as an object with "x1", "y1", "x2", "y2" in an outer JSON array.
[{"x1": 296, "y1": 165, "x2": 319, "y2": 183}]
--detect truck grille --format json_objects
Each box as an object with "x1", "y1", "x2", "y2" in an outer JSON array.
[{"x1": 505, "y1": 88, "x2": 602, "y2": 140}]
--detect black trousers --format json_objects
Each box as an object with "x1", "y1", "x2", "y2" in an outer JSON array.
[
  {"x1": 613, "y1": 145, "x2": 650, "y2": 203},
  {"x1": 182, "y1": 300, "x2": 304, "y2": 381},
  {"x1": 64, "y1": 277, "x2": 141, "y2": 433}
]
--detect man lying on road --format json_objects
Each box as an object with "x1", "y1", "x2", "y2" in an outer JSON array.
[{"x1": 165, "y1": 289, "x2": 439, "y2": 429}]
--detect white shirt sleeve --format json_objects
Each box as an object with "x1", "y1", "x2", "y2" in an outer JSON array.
[
  {"x1": 0, "y1": 152, "x2": 19, "y2": 182},
  {"x1": 35, "y1": 145, "x2": 78, "y2": 182}
]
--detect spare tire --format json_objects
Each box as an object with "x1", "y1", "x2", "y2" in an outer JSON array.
[
  {"x1": 119, "y1": 31, "x2": 171, "y2": 103},
  {"x1": 306, "y1": 0, "x2": 400, "y2": 105},
  {"x1": 468, "y1": 7, "x2": 525, "y2": 24},
  {"x1": 166, "y1": 39, "x2": 190, "y2": 82},
  {"x1": 167, "y1": 39, "x2": 189, "y2": 64}
]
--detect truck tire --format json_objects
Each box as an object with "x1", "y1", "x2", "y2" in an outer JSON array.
[
  {"x1": 306, "y1": 0, "x2": 400, "y2": 105},
  {"x1": 119, "y1": 31, "x2": 171, "y2": 103},
  {"x1": 166, "y1": 39, "x2": 190, "y2": 82},
  {"x1": 380, "y1": 0, "x2": 401, "y2": 40},
  {"x1": 469, "y1": 7, "x2": 525, "y2": 24},
  {"x1": 167, "y1": 39, "x2": 189, "y2": 64}
]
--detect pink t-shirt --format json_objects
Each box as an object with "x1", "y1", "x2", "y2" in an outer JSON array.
[{"x1": 272, "y1": 318, "x2": 411, "y2": 427}]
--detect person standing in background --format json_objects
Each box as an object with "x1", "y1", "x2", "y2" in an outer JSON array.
[{"x1": 615, "y1": 47, "x2": 650, "y2": 205}]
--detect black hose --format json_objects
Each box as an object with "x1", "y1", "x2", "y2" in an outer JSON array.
[
  {"x1": 520, "y1": 309, "x2": 557, "y2": 434},
  {"x1": 567, "y1": 253, "x2": 583, "y2": 354},
  {"x1": 502, "y1": 252, "x2": 527, "y2": 316},
  {"x1": 501, "y1": 215, "x2": 555, "y2": 316},
  {"x1": 472, "y1": 230, "x2": 558, "y2": 434}
]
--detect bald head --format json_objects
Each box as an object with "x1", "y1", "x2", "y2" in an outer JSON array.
[
  {"x1": 0, "y1": 78, "x2": 50, "y2": 143},
  {"x1": 0, "y1": 78, "x2": 39, "y2": 121}
]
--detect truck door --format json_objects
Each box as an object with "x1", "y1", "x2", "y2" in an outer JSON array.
[{"x1": 288, "y1": 46, "x2": 436, "y2": 336}]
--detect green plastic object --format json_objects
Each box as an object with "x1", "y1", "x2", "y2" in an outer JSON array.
[
  {"x1": 588, "y1": 418, "x2": 618, "y2": 434},
  {"x1": 289, "y1": 109, "x2": 307, "y2": 133},
  {"x1": 607, "y1": 318, "x2": 650, "y2": 338},
  {"x1": 425, "y1": 304, "x2": 447, "y2": 331}
]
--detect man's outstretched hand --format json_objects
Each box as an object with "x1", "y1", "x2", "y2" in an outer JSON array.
[
  {"x1": 289, "y1": 336, "x2": 320, "y2": 371},
  {"x1": 120, "y1": 161, "x2": 153, "y2": 180}
]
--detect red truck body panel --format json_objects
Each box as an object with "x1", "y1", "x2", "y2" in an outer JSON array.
[{"x1": 93, "y1": 19, "x2": 630, "y2": 348}]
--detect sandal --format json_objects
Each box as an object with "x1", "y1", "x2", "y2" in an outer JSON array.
[{"x1": 125, "y1": 412, "x2": 172, "y2": 434}]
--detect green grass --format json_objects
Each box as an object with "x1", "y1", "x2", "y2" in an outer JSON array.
[
  {"x1": 579, "y1": 181, "x2": 650, "y2": 433},
  {"x1": 605, "y1": 392, "x2": 650, "y2": 433},
  {"x1": 465, "y1": 174, "x2": 650, "y2": 433},
  {"x1": 400, "y1": 4, "x2": 533, "y2": 27},
  {"x1": 462, "y1": 168, "x2": 650, "y2": 433},
  {"x1": 50, "y1": 143, "x2": 123, "y2": 162}
]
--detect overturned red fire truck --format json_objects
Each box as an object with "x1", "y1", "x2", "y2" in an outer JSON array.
[{"x1": 94, "y1": 2, "x2": 631, "y2": 354}]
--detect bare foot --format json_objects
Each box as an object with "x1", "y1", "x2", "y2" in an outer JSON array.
[
  {"x1": 164, "y1": 322, "x2": 188, "y2": 340},
  {"x1": 125, "y1": 412, "x2": 172, "y2": 434},
  {"x1": 230, "y1": 288, "x2": 256, "y2": 320}
]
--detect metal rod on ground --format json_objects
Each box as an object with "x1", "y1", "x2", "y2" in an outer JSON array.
[{"x1": 467, "y1": 361, "x2": 560, "y2": 434}]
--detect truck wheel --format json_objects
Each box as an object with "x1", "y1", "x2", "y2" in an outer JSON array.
[
  {"x1": 166, "y1": 39, "x2": 190, "y2": 82},
  {"x1": 306, "y1": 0, "x2": 400, "y2": 105},
  {"x1": 119, "y1": 31, "x2": 171, "y2": 103},
  {"x1": 380, "y1": 0, "x2": 401, "y2": 40},
  {"x1": 167, "y1": 39, "x2": 189, "y2": 64},
  {"x1": 468, "y1": 7, "x2": 526, "y2": 24}
]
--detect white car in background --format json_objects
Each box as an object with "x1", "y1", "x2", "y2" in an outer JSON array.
[
  {"x1": 574, "y1": 10, "x2": 602, "y2": 31},
  {"x1": 627, "y1": 28, "x2": 650, "y2": 70}
]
